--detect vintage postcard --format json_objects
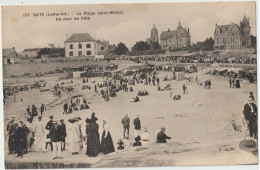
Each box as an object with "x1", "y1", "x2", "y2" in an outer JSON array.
[{"x1": 1, "y1": 1, "x2": 258, "y2": 169}]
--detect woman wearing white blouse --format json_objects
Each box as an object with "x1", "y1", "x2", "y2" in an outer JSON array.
[{"x1": 100, "y1": 120, "x2": 115, "y2": 154}]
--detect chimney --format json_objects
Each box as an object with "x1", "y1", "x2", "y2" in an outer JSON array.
[
  {"x1": 215, "y1": 23, "x2": 218, "y2": 28},
  {"x1": 168, "y1": 29, "x2": 170, "y2": 32}
]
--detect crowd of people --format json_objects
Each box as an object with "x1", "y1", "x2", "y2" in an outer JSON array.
[
  {"x1": 26, "y1": 104, "x2": 46, "y2": 117},
  {"x1": 6, "y1": 110, "x2": 174, "y2": 160},
  {"x1": 5, "y1": 61, "x2": 258, "y2": 164}
]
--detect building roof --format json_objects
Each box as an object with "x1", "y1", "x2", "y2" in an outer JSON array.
[
  {"x1": 65, "y1": 33, "x2": 95, "y2": 43},
  {"x1": 215, "y1": 23, "x2": 240, "y2": 34},
  {"x1": 242, "y1": 14, "x2": 250, "y2": 26},
  {"x1": 177, "y1": 21, "x2": 183, "y2": 30},
  {"x1": 108, "y1": 44, "x2": 116, "y2": 51},
  {"x1": 160, "y1": 27, "x2": 190, "y2": 39},
  {"x1": 96, "y1": 40, "x2": 109, "y2": 47},
  {"x1": 2, "y1": 48, "x2": 18, "y2": 58}
]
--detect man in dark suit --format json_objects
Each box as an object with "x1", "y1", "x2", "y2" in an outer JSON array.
[
  {"x1": 133, "y1": 115, "x2": 141, "y2": 137},
  {"x1": 243, "y1": 98, "x2": 258, "y2": 139},
  {"x1": 59, "y1": 119, "x2": 66, "y2": 151},
  {"x1": 50, "y1": 120, "x2": 62, "y2": 159},
  {"x1": 45, "y1": 116, "x2": 54, "y2": 151},
  {"x1": 121, "y1": 114, "x2": 130, "y2": 139},
  {"x1": 157, "y1": 127, "x2": 171, "y2": 143},
  {"x1": 63, "y1": 103, "x2": 68, "y2": 114}
]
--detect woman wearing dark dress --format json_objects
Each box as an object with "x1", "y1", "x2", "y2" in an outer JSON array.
[
  {"x1": 15, "y1": 121, "x2": 26, "y2": 158},
  {"x1": 86, "y1": 117, "x2": 101, "y2": 157},
  {"x1": 100, "y1": 120, "x2": 115, "y2": 154}
]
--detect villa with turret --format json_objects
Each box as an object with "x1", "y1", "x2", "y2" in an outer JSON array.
[
  {"x1": 214, "y1": 15, "x2": 251, "y2": 50},
  {"x1": 160, "y1": 21, "x2": 191, "y2": 50}
]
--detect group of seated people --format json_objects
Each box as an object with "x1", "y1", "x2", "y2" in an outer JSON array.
[
  {"x1": 82, "y1": 85, "x2": 91, "y2": 90},
  {"x1": 137, "y1": 90, "x2": 149, "y2": 96},
  {"x1": 173, "y1": 95, "x2": 181, "y2": 100},
  {"x1": 68, "y1": 102, "x2": 90, "y2": 113}
]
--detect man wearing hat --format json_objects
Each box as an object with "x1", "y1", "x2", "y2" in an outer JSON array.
[
  {"x1": 59, "y1": 119, "x2": 66, "y2": 151},
  {"x1": 49, "y1": 120, "x2": 63, "y2": 159},
  {"x1": 157, "y1": 127, "x2": 171, "y2": 143},
  {"x1": 249, "y1": 92, "x2": 255, "y2": 102},
  {"x1": 133, "y1": 114, "x2": 141, "y2": 138},
  {"x1": 6, "y1": 117, "x2": 16, "y2": 154},
  {"x1": 45, "y1": 115, "x2": 54, "y2": 151},
  {"x1": 243, "y1": 97, "x2": 258, "y2": 140}
]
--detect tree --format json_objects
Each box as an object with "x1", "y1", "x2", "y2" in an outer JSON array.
[
  {"x1": 151, "y1": 42, "x2": 161, "y2": 50},
  {"x1": 132, "y1": 41, "x2": 150, "y2": 51},
  {"x1": 114, "y1": 42, "x2": 129, "y2": 55},
  {"x1": 192, "y1": 37, "x2": 214, "y2": 51}
]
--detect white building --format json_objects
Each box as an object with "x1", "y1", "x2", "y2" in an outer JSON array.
[{"x1": 64, "y1": 33, "x2": 109, "y2": 57}]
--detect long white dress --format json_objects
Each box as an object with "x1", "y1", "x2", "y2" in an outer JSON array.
[
  {"x1": 26, "y1": 122, "x2": 35, "y2": 151},
  {"x1": 34, "y1": 120, "x2": 46, "y2": 151},
  {"x1": 68, "y1": 122, "x2": 81, "y2": 153}
]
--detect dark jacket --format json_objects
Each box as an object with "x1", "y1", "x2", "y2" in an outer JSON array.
[
  {"x1": 243, "y1": 103, "x2": 257, "y2": 123},
  {"x1": 49, "y1": 126, "x2": 62, "y2": 142},
  {"x1": 45, "y1": 120, "x2": 54, "y2": 131},
  {"x1": 59, "y1": 123, "x2": 67, "y2": 138},
  {"x1": 133, "y1": 118, "x2": 141, "y2": 130},
  {"x1": 157, "y1": 131, "x2": 171, "y2": 143},
  {"x1": 63, "y1": 103, "x2": 68, "y2": 110},
  {"x1": 121, "y1": 116, "x2": 130, "y2": 127},
  {"x1": 15, "y1": 126, "x2": 26, "y2": 144}
]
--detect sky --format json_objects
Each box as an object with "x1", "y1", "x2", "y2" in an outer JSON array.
[{"x1": 1, "y1": 1, "x2": 256, "y2": 52}]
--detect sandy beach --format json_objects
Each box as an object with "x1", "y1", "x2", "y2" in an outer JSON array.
[{"x1": 4, "y1": 67, "x2": 258, "y2": 167}]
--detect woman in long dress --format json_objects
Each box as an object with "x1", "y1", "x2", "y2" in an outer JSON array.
[
  {"x1": 100, "y1": 120, "x2": 115, "y2": 154},
  {"x1": 68, "y1": 119, "x2": 81, "y2": 155},
  {"x1": 86, "y1": 117, "x2": 100, "y2": 157}
]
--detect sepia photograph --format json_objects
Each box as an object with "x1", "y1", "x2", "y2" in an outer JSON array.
[{"x1": 1, "y1": 1, "x2": 258, "y2": 169}]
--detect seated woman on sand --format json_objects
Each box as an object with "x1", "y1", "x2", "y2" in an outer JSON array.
[
  {"x1": 164, "y1": 84, "x2": 171, "y2": 90},
  {"x1": 131, "y1": 96, "x2": 140, "y2": 102}
]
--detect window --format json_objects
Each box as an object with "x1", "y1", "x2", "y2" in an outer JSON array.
[
  {"x1": 69, "y1": 44, "x2": 73, "y2": 49},
  {"x1": 179, "y1": 37, "x2": 183, "y2": 42},
  {"x1": 78, "y1": 44, "x2": 82, "y2": 49},
  {"x1": 223, "y1": 38, "x2": 226, "y2": 44},
  {"x1": 78, "y1": 51, "x2": 82, "y2": 56},
  {"x1": 217, "y1": 38, "x2": 219, "y2": 44},
  {"x1": 101, "y1": 47, "x2": 105, "y2": 50},
  {"x1": 69, "y1": 51, "x2": 73, "y2": 56},
  {"x1": 86, "y1": 51, "x2": 92, "y2": 55},
  {"x1": 86, "y1": 44, "x2": 91, "y2": 48}
]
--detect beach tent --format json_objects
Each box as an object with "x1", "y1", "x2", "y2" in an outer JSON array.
[{"x1": 176, "y1": 72, "x2": 185, "y2": 81}]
